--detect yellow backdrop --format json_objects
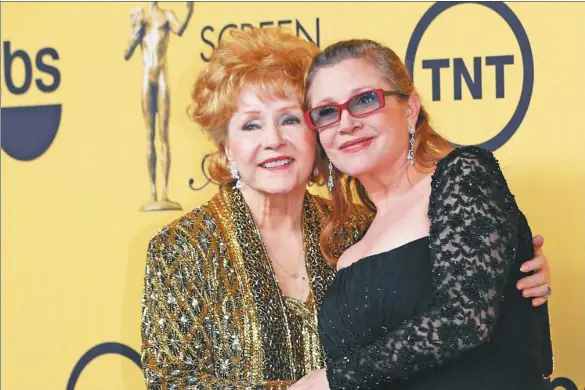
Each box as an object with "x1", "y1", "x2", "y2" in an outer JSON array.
[{"x1": 2, "y1": 2, "x2": 584, "y2": 389}]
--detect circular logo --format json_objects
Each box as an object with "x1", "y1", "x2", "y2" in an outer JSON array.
[
  {"x1": 405, "y1": 1, "x2": 534, "y2": 151},
  {"x1": 66, "y1": 342, "x2": 141, "y2": 390}
]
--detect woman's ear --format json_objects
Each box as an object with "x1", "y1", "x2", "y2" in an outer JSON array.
[
  {"x1": 407, "y1": 92, "x2": 422, "y2": 125},
  {"x1": 223, "y1": 142, "x2": 233, "y2": 162}
]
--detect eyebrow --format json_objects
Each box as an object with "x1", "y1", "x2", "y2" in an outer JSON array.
[
  {"x1": 276, "y1": 105, "x2": 301, "y2": 112},
  {"x1": 313, "y1": 86, "x2": 376, "y2": 107},
  {"x1": 241, "y1": 105, "x2": 300, "y2": 116},
  {"x1": 241, "y1": 110, "x2": 261, "y2": 115}
]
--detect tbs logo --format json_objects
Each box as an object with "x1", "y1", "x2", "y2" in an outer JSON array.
[{"x1": 1, "y1": 41, "x2": 61, "y2": 161}]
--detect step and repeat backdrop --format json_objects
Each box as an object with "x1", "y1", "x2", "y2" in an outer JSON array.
[{"x1": 2, "y1": 2, "x2": 584, "y2": 389}]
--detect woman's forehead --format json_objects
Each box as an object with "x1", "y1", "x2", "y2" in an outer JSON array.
[
  {"x1": 236, "y1": 87, "x2": 302, "y2": 111},
  {"x1": 308, "y1": 59, "x2": 386, "y2": 104}
]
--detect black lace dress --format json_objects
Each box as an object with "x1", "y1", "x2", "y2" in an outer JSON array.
[{"x1": 318, "y1": 146, "x2": 553, "y2": 389}]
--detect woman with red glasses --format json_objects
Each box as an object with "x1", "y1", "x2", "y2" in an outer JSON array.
[{"x1": 291, "y1": 39, "x2": 553, "y2": 390}]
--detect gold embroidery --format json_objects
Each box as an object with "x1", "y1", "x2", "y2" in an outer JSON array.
[{"x1": 141, "y1": 185, "x2": 372, "y2": 388}]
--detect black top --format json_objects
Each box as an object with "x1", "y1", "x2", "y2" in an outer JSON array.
[{"x1": 318, "y1": 146, "x2": 553, "y2": 389}]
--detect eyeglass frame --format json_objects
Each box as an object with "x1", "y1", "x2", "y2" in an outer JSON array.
[{"x1": 304, "y1": 89, "x2": 407, "y2": 132}]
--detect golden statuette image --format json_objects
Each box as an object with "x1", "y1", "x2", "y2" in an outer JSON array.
[{"x1": 124, "y1": 1, "x2": 194, "y2": 211}]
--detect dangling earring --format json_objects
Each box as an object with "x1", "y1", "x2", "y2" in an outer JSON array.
[
  {"x1": 229, "y1": 161, "x2": 242, "y2": 189},
  {"x1": 313, "y1": 166, "x2": 319, "y2": 177},
  {"x1": 328, "y1": 161, "x2": 334, "y2": 191},
  {"x1": 407, "y1": 125, "x2": 415, "y2": 165}
]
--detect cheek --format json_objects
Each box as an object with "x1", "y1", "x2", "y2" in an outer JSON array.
[
  {"x1": 302, "y1": 131, "x2": 318, "y2": 157},
  {"x1": 377, "y1": 112, "x2": 405, "y2": 141},
  {"x1": 226, "y1": 137, "x2": 258, "y2": 169},
  {"x1": 317, "y1": 130, "x2": 335, "y2": 156},
  {"x1": 290, "y1": 129, "x2": 317, "y2": 158}
]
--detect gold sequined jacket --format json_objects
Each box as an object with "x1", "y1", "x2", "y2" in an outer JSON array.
[{"x1": 141, "y1": 186, "x2": 372, "y2": 389}]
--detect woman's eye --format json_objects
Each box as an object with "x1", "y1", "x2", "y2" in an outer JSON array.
[
  {"x1": 319, "y1": 107, "x2": 336, "y2": 116},
  {"x1": 357, "y1": 93, "x2": 375, "y2": 104},
  {"x1": 281, "y1": 116, "x2": 301, "y2": 126},
  {"x1": 243, "y1": 122, "x2": 260, "y2": 131}
]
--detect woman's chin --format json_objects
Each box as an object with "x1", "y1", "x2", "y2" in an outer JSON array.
[
  {"x1": 336, "y1": 163, "x2": 373, "y2": 179},
  {"x1": 247, "y1": 179, "x2": 308, "y2": 197}
]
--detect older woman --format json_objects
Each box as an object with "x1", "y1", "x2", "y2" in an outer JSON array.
[
  {"x1": 293, "y1": 39, "x2": 554, "y2": 389},
  {"x1": 140, "y1": 29, "x2": 552, "y2": 389}
]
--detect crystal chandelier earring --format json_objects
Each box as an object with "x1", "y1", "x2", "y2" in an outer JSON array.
[
  {"x1": 229, "y1": 161, "x2": 242, "y2": 189},
  {"x1": 407, "y1": 125, "x2": 415, "y2": 165},
  {"x1": 328, "y1": 161, "x2": 334, "y2": 191}
]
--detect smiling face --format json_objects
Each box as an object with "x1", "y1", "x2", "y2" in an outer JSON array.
[
  {"x1": 307, "y1": 58, "x2": 420, "y2": 180},
  {"x1": 224, "y1": 88, "x2": 317, "y2": 195},
  {"x1": 304, "y1": 38, "x2": 452, "y2": 263}
]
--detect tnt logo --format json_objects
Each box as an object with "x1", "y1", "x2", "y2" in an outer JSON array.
[
  {"x1": 421, "y1": 55, "x2": 514, "y2": 101},
  {"x1": 405, "y1": 2, "x2": 533, "y2": 151},
  {"x1": 1, "y1": 41, "x2": 62, "y2": 161}
]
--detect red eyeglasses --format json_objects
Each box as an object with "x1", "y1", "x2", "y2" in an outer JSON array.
[{"x1": 304, "y1": 89, "x2": 405, "y2": 131}]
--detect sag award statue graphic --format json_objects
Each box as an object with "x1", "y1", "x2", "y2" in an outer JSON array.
[{"x1": 124, "y1": 1, "x2": 194, "y2": 211}]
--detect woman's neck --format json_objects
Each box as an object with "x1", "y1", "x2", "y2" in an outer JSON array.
[
  {"x1": 358, "y1": 156, "x2": 429, "y2": 216},
  {"x1": 239, "y1": 184, "x2": 306, "y2": 233}
]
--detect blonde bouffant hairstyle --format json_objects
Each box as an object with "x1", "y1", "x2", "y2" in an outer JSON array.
[{"x1": 189, "y1": 27, "x2": 322, "y2": 185}]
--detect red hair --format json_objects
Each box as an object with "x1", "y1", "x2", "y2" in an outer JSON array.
[{"x1": 189, "y1": 27, "x2": 320, "y2": 184}]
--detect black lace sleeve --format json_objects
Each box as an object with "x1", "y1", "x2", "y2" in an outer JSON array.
[{"x1": 325, "y1": 146, "x2": 520, "y2": 389}]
